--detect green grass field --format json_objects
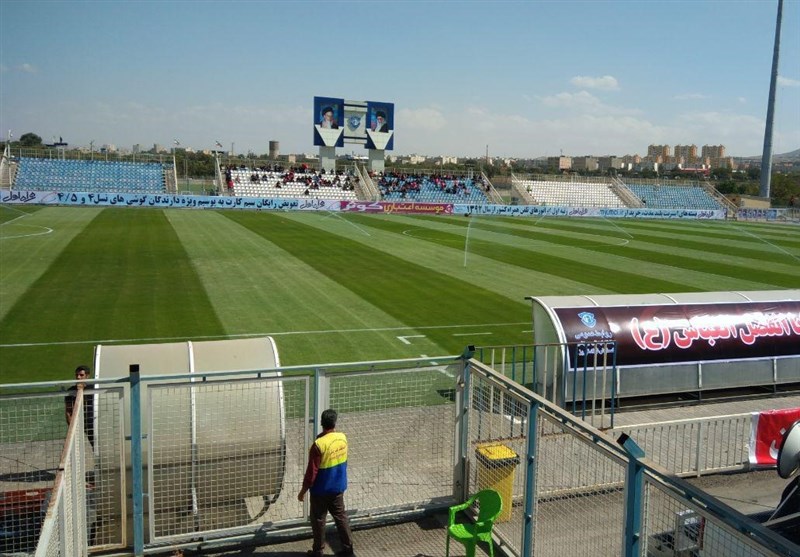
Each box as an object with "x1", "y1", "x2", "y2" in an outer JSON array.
[{"x1": 1, "y1": 204, "x2": 798, "y2": 384}]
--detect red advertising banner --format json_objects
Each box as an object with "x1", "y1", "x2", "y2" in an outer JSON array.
[
  {"x1": 554, "y1": 301, "x2": 800, "y2": 367},
  {"x1": 339, "y1": 201, "x2": 453, "y2": 215},
  {"x1": 749, "y1": 407, "x2": 800, "y2": 467}
]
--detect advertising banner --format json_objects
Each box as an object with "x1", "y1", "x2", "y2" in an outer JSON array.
[
  {"x1": 340, "y1": 200, "x2": 452, "y2": 215},
  {"x1": 453, "y1": 204, "x2": 725, "y2": 219},
  {"x1": 554, "y1": 301, "x2": 800, "y2": 367},
  {"x1": 749, "y1": 407, "x2": 800, "y2": 467},
  {"x1": 1, "y1": 190, "x2": 342, "y2": 211}
]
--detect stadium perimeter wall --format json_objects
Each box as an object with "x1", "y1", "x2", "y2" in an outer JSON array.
[{"x1": 2, "y1": 188, "x2": 731, "y2": 219}]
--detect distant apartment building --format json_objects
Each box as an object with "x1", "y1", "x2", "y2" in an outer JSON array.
[
  {"x1": 407, "y1": 154, "x2": 427, "y2": 165},
  {"x1": 598, "y1": 156, "x2": 625, "y2": 171},
  {"x1": 440, "y1": 156, "x2": 458, "y2": 165},
  {"x1": 547, "y1": 156, "x2": 572, "y2": 171},
  {"x1": 711, "y1": 156, "x2": 736, "y2": 170},
  {"x1": 647, "y1": 145, "x2": 670, "y2": 163},
  {"x1": 132, "y1": 144, "x2": 141, "y2": 154},
  {"x1": 572, "y1": 156, "x2": 599, "y2": 171},
  {"x1": 702, "y1": 145, "x2": 726, "y2": 160},
  {"x1": 673, "y1": 144, "x2": 698, "y2": 165}
]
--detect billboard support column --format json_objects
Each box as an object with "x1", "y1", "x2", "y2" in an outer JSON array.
[
  {"x1": 368, "y1": 149, "x2": 385, "y2": 173},
  {"x1": 319, "y1": 146, "x2": 336, "y2": 173}
]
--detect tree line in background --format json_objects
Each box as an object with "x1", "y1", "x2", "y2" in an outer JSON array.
[{"x1": 3, "y1": 133, "x2": 799, "y2": 207}]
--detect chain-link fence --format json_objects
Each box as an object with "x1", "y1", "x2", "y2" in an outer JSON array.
[
  {"x1": 0, "y1": 392, "x2": 73, "y2": 554},
  {"x1": 3, "y1": 353, "x2": 800, "y2": 556},
  {"x1": 33, "y1": 387, "x2": 87, "y2": 557}
]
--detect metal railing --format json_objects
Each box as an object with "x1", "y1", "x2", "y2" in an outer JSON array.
[
  {"x1": 613, "y1": 413, "x2": 753, "y2": 477},
  {"x1": 475, "y1": 342, "x2": 618, "y2": 430},
  {"x1": 34, "y1": 387, "x2": 87, "y2": 557},
  {"x1": 2, "y1": 353, "x2": 797, "y2": 556},
  {"x1": 464, "y1": 359, "x2": 798, "y2": 557}
]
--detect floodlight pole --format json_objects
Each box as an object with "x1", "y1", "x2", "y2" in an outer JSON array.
[{"x1": 759, "y1": 0, "x2": 783, "y2": 200}]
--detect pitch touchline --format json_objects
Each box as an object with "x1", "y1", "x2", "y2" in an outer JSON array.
[{"x1": 0, "y1": 322, "x2": 530, "y2": 348}]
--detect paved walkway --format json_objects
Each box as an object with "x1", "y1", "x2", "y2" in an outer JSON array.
[
  {"x1": 190, "y1": 395, "x2": 800, "y2": 557},
  {"x1": 193, "y1": 510, "x2": 494, "y2": 557}
]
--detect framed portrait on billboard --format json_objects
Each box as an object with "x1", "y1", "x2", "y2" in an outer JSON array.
[
  {"x1": 313, "y1": 96, "x2": 345, "y2": 147},
  {"x1": 365, "y1": 101, "x2": 394, "y2": 150}
]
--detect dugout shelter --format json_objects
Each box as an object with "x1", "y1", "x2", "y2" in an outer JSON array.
[
  {"x1": 93, "y1": 336, "x2": 285, "y2": 542},
  {"x1": 527, "y1": 290, "x2": 800, "y2": 405}
]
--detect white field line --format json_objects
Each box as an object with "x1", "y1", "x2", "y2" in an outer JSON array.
[
  {"x1": 0, "y1": 224, "x2": 54, "y2": 240},
  {"x1": 0, "y1": 321, "x2": 530, "y2": 348},
  {"x1": 0, "y1": 206, "x2": 55, "y2": 239},
  {"x1": 402, "y1": 225, "x2": 630, "y2": 247},
  {"x1": 452, "y1": 332, "x2": 492, "y2": 337},
  {"x1": 737, "y1": 225, "x2": 800, "y2": 264}
]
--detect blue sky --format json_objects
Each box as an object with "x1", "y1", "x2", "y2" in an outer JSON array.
[{"x1": 1, "y1": 0, "x2": 798, "y2": 158}]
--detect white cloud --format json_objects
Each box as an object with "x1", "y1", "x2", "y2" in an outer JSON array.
[
  {"x1": 397, "y1": 107, "x2": 446, "y2": 131},
  {"x1": 673, "y1": 93, "x2": 710, "y2": 101},
  {"x1": 570, "y1": 75, "x2": 619, "y2": 91},
  {"x1": 538, "y1": 90, "x2": 642, "y2": 117},
  {"x1": 777, "y1": 76, "x2": 800, "y2": 88},
  {"x1": 17, "y1": 63, "x2": 37, "y2": 73},
  {"x1": 540, "y1": 90, "x2": 602, "y2": 109},
  {"x1": 674, "y1": 111, "x2": 765, "y2": 154}
]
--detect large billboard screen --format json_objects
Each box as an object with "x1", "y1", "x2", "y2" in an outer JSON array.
[
  {"x1": 553, "y1": 301, "x2": 800, "y2": 367},
  {"x1": 314, "y1": 97, "x2": 394, "y2": 151},
  {"x1": 313, "y1": 96, "x2": 345, "y2": 147},
  {"x1": 365, "y1": 101, "x2": 394, "y2": 151}
]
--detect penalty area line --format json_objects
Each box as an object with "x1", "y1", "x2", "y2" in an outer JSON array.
[{"x1": 0, "y1": 321, "x2": 530, "y2": 349}]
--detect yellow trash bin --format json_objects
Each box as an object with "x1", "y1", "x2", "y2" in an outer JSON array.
[{"x1": 475, "y1": 443, "x2": 519, "y2": 522}]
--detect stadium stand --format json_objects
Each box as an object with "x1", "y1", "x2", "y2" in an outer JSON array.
[
  {"x1": 625, "y1": 182, "x2": 724, "y2": 210},
  {"x1": 225, "y1": 165, "x2": 359, "y2": 201},
  {"x1": 13, "y1": 157, "x2": 169, "y2": 194},
  {"x1": 375, "y1": 171, "x2": 489, "y2": 204},
  {"x1": 514, "y1": 177, "x2": 627, "y2": 208}
]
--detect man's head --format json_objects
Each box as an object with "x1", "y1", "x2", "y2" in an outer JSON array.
[
  {"x1": 321, "y1": 408, "x2": 338, "y2": 430},
  {"x1": 322, "y1": 107, "x2": 334, "y2": 122},
  {"x1": 376, "y1": 110, "x2": 386, "y2": 125},
  {"x1": 75, "y1": 365, "x2": 90, "y2": 379}
]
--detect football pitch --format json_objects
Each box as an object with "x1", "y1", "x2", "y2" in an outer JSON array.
[{"x1": 1, "y1": 204, "x2": 798, "y2": 384}]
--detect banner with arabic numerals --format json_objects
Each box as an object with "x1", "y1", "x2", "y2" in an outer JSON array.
[
  {"x1": 0, "y1": 190, "x2": 342, "y2": 212},
  {"x1": 554, "y1": 301, "x2": 800, "y2": 367}
]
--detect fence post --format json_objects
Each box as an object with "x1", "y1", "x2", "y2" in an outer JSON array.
[
  {"x1": 521, "y1": 400, "x2": 539, "y2": 557},
  {"x1": 129, "y1": 364, "x2": 144, "y2": 557},
  {"x1": 619, "y1": 433, "x2": 646, "y2": 557},
  {"x1": 455, "y1": 346, "x2": 474, "y2": 502}
]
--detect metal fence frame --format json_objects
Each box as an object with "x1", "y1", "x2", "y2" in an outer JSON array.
[
  {"x1": 34, "y1": 386, "x2": 87, "y2": 557},
  {"x1": 3, "y1": 352, "x2": 799, "y2": 556},
  {"x1": 462, "y1": 358, "x2": 799, "y2": 557},
  {"x1": 613, "y1": 413, "x2": 753, "y2": 477}
]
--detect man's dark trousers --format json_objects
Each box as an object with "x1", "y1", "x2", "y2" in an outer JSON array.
[{"x1": 309, "y1": 492, "x2": 353, "y2": 556}]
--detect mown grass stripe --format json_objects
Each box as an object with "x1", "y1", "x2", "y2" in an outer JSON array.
[
  {"x1": 409, "y1": 215, "x2": 799, "y2": 283},
  {"x1": 0, "y1": 207, "x2": 101, "y2": 322},
  {"x1": 344, "y1": 214, "x2": 746, "y2": 293},
  {"x1": 287, "y1": 212, "x2": 615, "y2": 300},
  {"x1": 165, "y1": 210, "x2": 448, "y2": 364},
  {"x1": 499, "y1": 216, "x2": 800, "y2": 251},
  {"x1": 0, "y1": 208, "x2": 224, "y2": 382},
  {"x1": 221, "y1": 211, "x2": 531, "y2": 353},
  {"x1": 460, "y1": 219, "x2": 798, "y2": 287}
]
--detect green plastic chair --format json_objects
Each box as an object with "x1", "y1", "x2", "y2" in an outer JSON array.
[{"x1": 446, "y1": 489, "x2": 503, "y2": 557}]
